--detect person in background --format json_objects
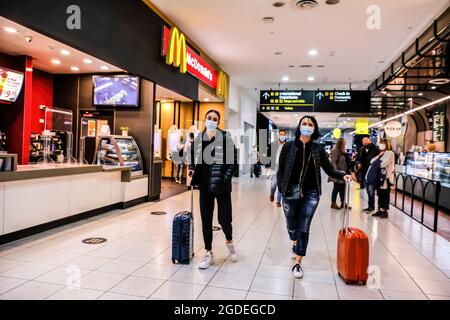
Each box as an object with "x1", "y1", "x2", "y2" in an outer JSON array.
[
  {"x1": 371, "y1": 139, "x2": 395, "y2": 219},
  {"x1": 174, "y1": 135, "x2": 186, "y2": 184},
  {"x1": 188, "y1": 110, "x2": 238, "y2": 269},
  {"x1": 269, "y1": 130, "x2": 287, "y2": 207},
  {"x1": 249, "y1": 145, "x2": 260, "y2": 178},
  {"x1": 356, "y1": 137, "x2": 380, "y2": 212},
  {"x1": 329, "y1": 138, "x2": 351, "y2": 210},
  {"x1": 277, "y1": 116, "x2": 352, "y2": 279}
]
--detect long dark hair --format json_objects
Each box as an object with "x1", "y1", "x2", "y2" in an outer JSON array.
[{"x1": 295, "y1": 115, "x2": 320, "y2": 140}]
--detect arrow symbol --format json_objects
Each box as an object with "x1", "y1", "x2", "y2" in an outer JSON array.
[
  {"x1": 316, "y1": 92, "x2": 325, "y2": 100},
  {"x1": 262, "y1": 92, "x2": 270, "y2": 100}
]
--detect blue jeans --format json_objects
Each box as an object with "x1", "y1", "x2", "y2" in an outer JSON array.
[
  {"x1": 365, "y1": 182, "x2": 376, "y2": 209},
  {"x1": 282, "y1": 191, "x2": 320, "y2": 256},
  {"x1": 271, "y1": 175, "x2": 282, "y2": 203}
]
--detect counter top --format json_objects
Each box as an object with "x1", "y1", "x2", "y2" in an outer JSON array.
[{"x1": 0, "y1": 164, "x2": 103, "y2": 182}]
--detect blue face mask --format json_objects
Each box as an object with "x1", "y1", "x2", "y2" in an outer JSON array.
[
  {"x1": 279, "y1": 136, "x2": 287, "y2": 142},
  {"x1": 300, "y1": 126, "x2": 314, "y2": 137},
  {"x1": 205, "y1": 120, "x2": 218, "y2": 131}
]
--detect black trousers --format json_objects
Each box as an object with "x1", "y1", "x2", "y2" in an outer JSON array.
[
  {"x1": 331, "y1": 183, "x2": 345, "y2": 204},
  {"x1": 377, "y1": 188, "x2": 390, "y2": 210},
  {"x1": 199, "y1": 191, "x2": 233, "y2": 251}
]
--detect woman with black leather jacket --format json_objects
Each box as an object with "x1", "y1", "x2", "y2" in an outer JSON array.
[
  {"x1": 277, "y1": 116, "x2": 352, "y2": 279},
  {"x1": 188, "y1": 110, "x2": 238, "y2": 270}
]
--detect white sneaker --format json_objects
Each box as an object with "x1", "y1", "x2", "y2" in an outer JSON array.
[
  {"x1": 199, "y1": 252, "x2": 214, "y2": 269},
  {"x1": 292, "y1": 263, "x2": 304, "y2": 279},
  {"x1": 226, "y1": 242, "x2": 238, "y2": 262}
]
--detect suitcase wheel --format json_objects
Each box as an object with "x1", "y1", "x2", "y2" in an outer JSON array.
[{"x1": 361, "y1": 281, "x2": 367, "y2": 286}]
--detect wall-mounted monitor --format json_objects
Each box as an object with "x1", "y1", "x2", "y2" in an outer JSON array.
[
  {"x1": 93, "y1": 75, "x2": 140, "y2": 107},
  {"x1": 0, "y1": 67, "x2": 24, "y2": 103}
]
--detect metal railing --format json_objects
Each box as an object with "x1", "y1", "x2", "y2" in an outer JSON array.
[{"x1": 394, "y1": 172, "x2": 441, "y2": 232}]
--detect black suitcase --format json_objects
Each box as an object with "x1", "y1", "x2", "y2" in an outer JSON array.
[
  {"x1": 172, "y1": 186, "x2": 194, "y2": 264},
  {"x1": 253, "y1": 163, "x2": 261, "y2": 177}
]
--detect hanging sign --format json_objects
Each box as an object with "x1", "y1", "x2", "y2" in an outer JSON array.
[{"x1": 384, "y1": 120, "x2": 402, "y2": 138}]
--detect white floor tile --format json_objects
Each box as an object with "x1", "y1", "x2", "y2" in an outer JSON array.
[
  {"x1": 65, "y1": 256, "x2": 112, "y2": 271},
  {"x1": 250, "y1": 276, "x2": 294, "y2": 296},
  {"x1": 98, "y1": 292, "x2": 146, "y2": 300},
  {"x1": 88, "y1": 245, "x2": 131, "y2": 259},
  {"x1": 0, "y1": 281, "x2": 63, "y2": 300},
  {"x1": 35, "y1": 266, "x2": 90, "y2": 286},
  {"x1": 109, "y1": 276, "x2": 164, "y2": 297},
  {"x1": 209, "y1": 271, "x2": 254, "y2": 291},
  {"x1": 133, "y1": 263, "x2": 181, "y2": 280},
  {"x1": 169, "y1": 266, "x2": 217, "y2": 285},
  {"x1": 97, "y1": 259, "x2": 145, "y2": 275},
  {"x1": 198, "y1": 286, "x2": 247, "y2": 300},
  {"x1": 256, "y1": 264, "x2": 293, "y2": 280},
  {"x1": 294, "y1": 281, "x2": 339, "y2": 300},
  {"x1": 80, "y1": 271, "x2": 127, "y2": 291},
  {"x1": 427, "y1": 295, "x2": 450, "y2": 300},
  {"x1": 381, "y1": 289, "x2": 428, "y2": 300},
  {"x1": 0, "y1": 259, "x2": 22, "y2": 274},
  {"x1": 246, "y1": 291, "x2": 292, "y2": 300},
  {"x1": 0, "y1": 276, "x2": 27, "y2": 295},
  {"x1": 302, "y1": 268, "x2": 336, "y2": 285},
  {"x1": 46, "y1": 287, "x2": 103, "y2": 300},
  {"x1": 404, "y1": 266, "x2": 450, "y2": 282},
  {"x1": 151, "y1": 281, "x2": 204, "y2": 300},
  {"x1": 415, "y1": 279, "x2": 450, "y2": 296},
  {"x1": 218, "y1": 261, "x2": 259, "y2": 276},
  {"x1": 1, "y1": 262, "x2": 56, "y2": 280},
  {"x1": 379, "y1": 276, "x2": 423, "y2": 293},
  {"x1": 336, "y1": 285, "x2": 384, "y2": 300}
]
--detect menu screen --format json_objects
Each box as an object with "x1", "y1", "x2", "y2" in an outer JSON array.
[{"x1": 0, "y1": 67, "x2": 24, "y2": 103}]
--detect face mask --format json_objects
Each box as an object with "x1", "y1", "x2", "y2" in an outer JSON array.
[
  {"x1": 205, "y1": 120, "x2": 218, "y2": 131},
  {"x1": 379, "y1": 144, "x2": 386, "y2": 151},
  {"x1": 279, "y1": 136, "x2": 287, "y2": 142},
  {"x1": 300, "y1": 126, "x2": 314, "y2": 137}
]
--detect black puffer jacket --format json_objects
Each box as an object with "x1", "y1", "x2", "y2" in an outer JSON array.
[
  {"x1": 277, "y1": 141, "x2": 346, "y2": 196},
  {"x1": 188, "y1": 129, "x2": 238, "y2": 194}
]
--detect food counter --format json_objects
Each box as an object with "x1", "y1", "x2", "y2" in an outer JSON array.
[
  {"x1": 0, "y1": 163, "x2": 149, "y2": 244},
  {"x1": 395, "y1": 151, "x2": 450, "y2": 211}
]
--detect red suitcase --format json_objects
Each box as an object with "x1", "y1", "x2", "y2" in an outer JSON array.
[{"x1": 337, "y1": 181, "x2": 369, "y2": 285}]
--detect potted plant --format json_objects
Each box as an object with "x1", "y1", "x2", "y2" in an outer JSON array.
[{"x1": 120, "y1": 126, "x2": 129, "y2": 137}]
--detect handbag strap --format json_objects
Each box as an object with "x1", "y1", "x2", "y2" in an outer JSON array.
[{"x1": 298, "y1": 148, "x2": 312, "y2": 191}]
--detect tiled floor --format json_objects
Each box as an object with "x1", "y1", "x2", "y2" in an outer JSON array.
[{"x1": 0, "y1": 174, "x2": 449, "y2": 300}]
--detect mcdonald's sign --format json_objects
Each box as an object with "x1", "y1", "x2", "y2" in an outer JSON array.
[{"x1": 162, "y1": 26, "x2": 218, "y2": 89}]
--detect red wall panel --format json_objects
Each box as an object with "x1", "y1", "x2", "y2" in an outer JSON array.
[{"x1": 31, "y1": 69, "x2": 53, "y2": 134}]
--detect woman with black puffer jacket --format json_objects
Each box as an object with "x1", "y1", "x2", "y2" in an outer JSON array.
[{"x1": 188, "y1": 110, "x2": 238, "y2": 270}]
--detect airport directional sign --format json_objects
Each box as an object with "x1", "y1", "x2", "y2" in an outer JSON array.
[{"x1": 259, "y1": 90, "x2": 371, "y2": 113}]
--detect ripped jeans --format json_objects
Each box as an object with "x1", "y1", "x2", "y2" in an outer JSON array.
[{"x1": 282, "y1": 190, "x2": 320, "y2": 256}]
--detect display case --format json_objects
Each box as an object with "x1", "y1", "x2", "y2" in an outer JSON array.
[
  {"x1": 404, "y1": 151, "x2": 450, "y2": 188},
  {"x1": 96, "y1": 135, "x2": 143, "y2": 176}
]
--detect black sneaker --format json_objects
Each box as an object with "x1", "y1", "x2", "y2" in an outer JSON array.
[
  {"x1": 372, "y1": 211, "x2": 383, "y2": 217},
  {"x1": 292, "y1": 263, "x2": 304, "y2": 279},
  {"x1": 379, "y1": 211, "x2": 389, "y2": 219},
  {"x1": 363, "y1": 208, "x2": 375, "y2": 213}
]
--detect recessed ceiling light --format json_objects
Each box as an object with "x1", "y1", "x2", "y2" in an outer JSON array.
[
  {"x1": 282, "y1": 76, "x2": 289, "y2": 81},
  {"x1": 418, "y1": 92, "x2": 423, "y2": 96},
  {"x1": 274, "y1": 52, "x2": 283, "y2": 55},
  {"x1": 83, "y1": 58, "x2": 93, "y2": 64},
  {"x1": 51, "y1": 59, "x2": 61, "y2": 65},
  {"x1": 71, "y1": 66, "x2": 79, "y2": 71},
  {"x1": 60, "y1": 49, "x2": 71, "y2": 56},
  {"x1": 399, "y1": 102, "x2": 404, "y2": 105},
  {"x1": 100, "y1": 66, "x2": 109, "y2": 70},
  {"x1": 408, "y1": 98, "x2": 413, "y2": 101},
  {"x1": 308, "y1": 49, "x2": 318, "y2": 56},
  {"x1": 431, "y1": 86, "x2": 437, "y2": 90},
  {"x1": 307, "y1": 76, "x2": 315, "y2": 81},
  {"x1": 4, "y1": 27, "x2": 17, "y2": 33},
  {"x1": 273, "y1": 1, "x2": 286, "y2": 7},
  {"x1": 26, "y1": 67, "x2": 33, "y2": 72},
  {"x1": 325, "y1": 0, "x2": 340, "y2": 4},
  {"x1": 262, "y1": 17, "x2": 275, "y2": 24},
  {"x1": 288, "y1": 65, "x2": 295, "y2": 68},
  {"x1": 429, "y1": 78, "x2": 450, "y2": 85}
]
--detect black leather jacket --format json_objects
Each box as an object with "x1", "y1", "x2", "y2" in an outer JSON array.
[
  {"x1": 277, "y1": 141, "x2": 346, "y2": 196},
  {"x1": 188, "y1": 129, "x2": 238, "y2": 194}
]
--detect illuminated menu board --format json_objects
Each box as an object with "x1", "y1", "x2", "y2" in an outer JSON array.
[
  {"x1": 0, "y1": 68, "x2": 24, "y2": 103},
  {"x1": 259, "y1": 90, "x2": 370, "y2": 113}
]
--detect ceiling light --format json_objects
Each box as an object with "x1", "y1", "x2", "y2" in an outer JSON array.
[
  {"x1": 83, "y1": 58, "x2": 93, "y2": 64},
  {"x1": 429, "y1": 78, "x2": 450, "y2": 85},
  {"x1": 431, "y1": 86, "x2": 437, "y2": 90},
  {"x1": 282, "y1": 76, "x2": 289, "y2": 81},
  {"x1": 325, "y1": 0, "x2": 340, "y2": 4},
  {"x1": 100, "y1": 66, "x2": 109, "y2": 70},
  {"x1": 274, "y1": 52, "x2": 283, "y2": 55},
  {"x1": 60, "y1": 49, "x2": 71, "y2": 56},
  {"x1": 308, "y1": 49, "x2": 318, "y2": 56},
  {"x1": 294, "y1": 0, "x2": 319, "y2": 9},
  {"x1": 307, "y1": 76, "x2": 315, "y2": 81},
  {"x1": 262, "y1": 17, "x2": 275, "y2": 24},
  {"x1": 24, "y1": 35, "x2": 32, "y2": 43},
  {"x1": 408, "y1": 98, "x2": 413, "y2": 101},
  {"x1": 51, "y1": 59, "x2": 61, "y2": 65},
  {"x1": 273, "y1": 1, "x2": 286, "y2": 7},
  {"x1": 71, "y1": 66, "x2": 79, "y2": 71},
  {"x1": 418, "y1": 92, "x2": 423, "y2": 96},
  {"x1": 4, "y1": 27, "x2": 17, "y2": 33},
  {"x1": 347, "y1": 118, "x2": 350, "y2": 121},
  {"x1": 399, "y1": 102, "x2": 404, "y2": 105},
  {"x1": 381, "y1": 91, "x2": 387, "y2": 95},
  {"x1": 26, "y1": 67, "x2": 33, "y2": 72}
]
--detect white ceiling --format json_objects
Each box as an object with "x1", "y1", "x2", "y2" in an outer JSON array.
[
  {"x1": 150, "y1": 0, "x2": 449, "y2": 90},
  {"x1": 0, "y1": 16, "x2": 122, "y2": 74}
]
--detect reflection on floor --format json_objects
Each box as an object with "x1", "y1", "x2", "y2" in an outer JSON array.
[
  {"x1": 160, "y1": 178, "x2": 187, "y2": 201},
  {"x1": 0, "y1": 174, "x2": 449, "y2": 300}
]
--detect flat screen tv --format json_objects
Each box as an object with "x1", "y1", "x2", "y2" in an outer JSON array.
[
  {"x1": 0, "y1": 67, "x2": 24, "y2": 103},
  {"x1": 93, "y1": 75, "x2": 140, "y2": 107}
]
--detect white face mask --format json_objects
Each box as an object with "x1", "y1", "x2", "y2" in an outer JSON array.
[{"x1": 379, "y1": 144, "x2": 386, "y2": 151}]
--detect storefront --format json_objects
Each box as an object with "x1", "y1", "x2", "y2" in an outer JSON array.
[{"x1": 0, "y1": 0, "x2": 229, "y2": 243}]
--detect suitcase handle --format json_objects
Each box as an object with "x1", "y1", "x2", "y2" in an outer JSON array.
[{"x1": 341, "y1": 180, "x2": 351, "y2": 234}]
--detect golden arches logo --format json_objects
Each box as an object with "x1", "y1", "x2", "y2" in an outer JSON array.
[{"x1": 165, "y1": 27, "x2": 187, "y2": 74}]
